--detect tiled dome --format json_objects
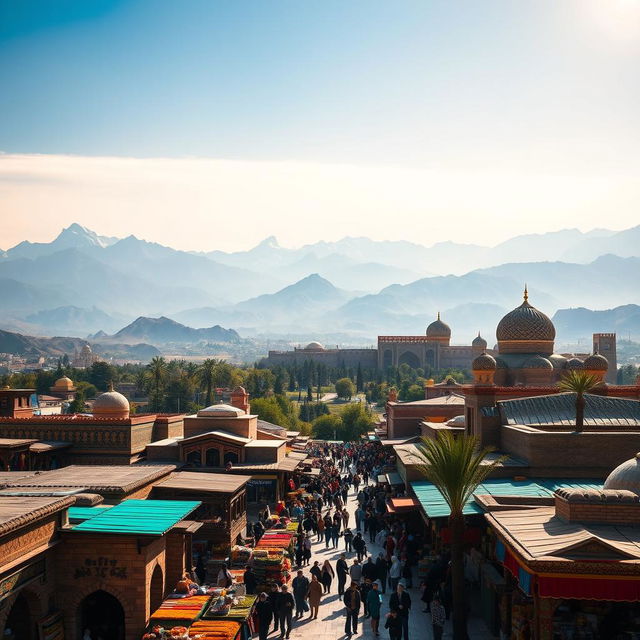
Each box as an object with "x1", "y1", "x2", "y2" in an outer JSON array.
[
  {"x1": 472, "y1": 333, "x2": 487, "y2": 349},
  {"x1": 496, "y1": 294, "x2": 555, "y2": 343},
  {"x1": 523, "y1": 355, "x2": 553, "y2": 370},
  {"x1": 565, "y1": 357, "x2": 584, "y2": 370},
  {"x1": 426, "y1": 313, "x2": 451, "y2": 338},
  {"x1": 604, "y1": 453, "x2": 640, "y2": 495},
  {"x1": 583, "y1": 351, "x2": 609, "y2": 371},
  {"x1": 472, "y1": 352, "x2": 497, "y2": 371}
]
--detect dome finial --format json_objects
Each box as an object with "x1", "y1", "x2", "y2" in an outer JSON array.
[
  {"x1": 523, "y1": 283, "x2": 528, "y2": 302},
  {"x1": 108, "y1": 381, "x2": 114, "y2": 392},
  {"x1": 437, "y1": 311, "x2": 440, "y2": 321}
]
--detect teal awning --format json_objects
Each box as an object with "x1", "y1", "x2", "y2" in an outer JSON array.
[
  {"x1": 68, "y1": 505, "x2": 112, "y2": 523},
  {"x1": 72, "y1": 499, "x2": 201, "y2": 535},
  {"x1": 411, "y1": 478, "x2": 603, "y2": 519}
]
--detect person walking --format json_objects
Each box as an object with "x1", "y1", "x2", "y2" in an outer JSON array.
[
  {"x1": 276, "y1": 584, "x2": 295, "y2": 640},
  {"x1": 389, "y1": 556, "x2": 402, "y2": 592},
  {"x1": 268, "y1": 585, "x2": 281, "y2": 636},
  {"x1": 310, "y1": 560, "x2": 322, "y2": 582},
  {"x1": 337, "y1": 553, "x2": 349, "y2": 596},
  {"x1": 349, "y1": 558, "x2": 363, "y2": 584},
  {"x1": 376, "y1": 553, "x2": 388, "y2": 594},
  {"x1": 362, "y1": 556, "x2": 377, "y2": 583},
  {"x1": 331, "y1": 522, "x2": 340, "y2": 548},
  {"x1": 343, "y1": 582, "x2": 361, "y2": 637},
  {"x1": 384, "y1": 609, "x2": 402, "y2": 640},
  {"x1": 307, "y1": 574, "x2": 323, "y2": 620},
  {"x1": 389, "y1": 583, "x2": 411, "y2": 640},
  {"x1": 244, "y1": 565, "x2": 257, "y2": 595},
  {"x1": 367, "y1": 581, "x2": 382, "y2": 636},
  {"x1": 303, "y1": 534, "x2": 312, "y2": 566},
  {"x1": 353, "y1": 532, "x2": 366, "y2": 562},
  {"x1": 343, "y1": 528, "x2": 354, "y2": 553},
  {"x1": 321, "y1": 559, "x2": 335, "y2": 594},
  {"x1": 256, "y1": 592, "x2": 273, "y2": 640},
  {"x1": 430, "y1": 595, "x2": 446, "y2": 640},
  {"x1": 291, "y1": 570, "x2": 309, "y2": 620}
]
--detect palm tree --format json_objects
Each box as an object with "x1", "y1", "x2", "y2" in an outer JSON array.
[
  {"x1": 146, "y1": 356, "x2": 168, "y2": 411},
  {"x1": 558, "y1": 370, "x2": 600, "y2": 431},
  {"x1": 418, "y1": 432, "x2": 505, "y2": 640},
  {"x1": 196, "y1": 358, "x2": 222, "y2": 406}
]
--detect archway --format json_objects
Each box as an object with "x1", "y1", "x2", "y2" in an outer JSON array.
[
  {"x1": 5, "y1": 592, "x2": 33, "y2": 640},
  {"x1": 398, "y1": 351, "x2": 420, "y2": 369},
  {"x1": 79, "y1": 590, "x2": 125, "y2": 640},
  {"x1": 205, "y1": 448, "x2": 220, "y2": 467},
  {"x1": 223, "y1": 451, "x2": 239, "y2": 465},
  {"x1": 149, "y1": 565, "x2": 164, "y2": 615},
  {"x1": 185, "y1": 450, "x2": 201, "y2": 467}
]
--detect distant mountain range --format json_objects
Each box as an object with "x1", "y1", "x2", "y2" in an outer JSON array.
[
  {"x1": 110, "y1": 316, "x2": 240, "y2": 345},
  {"x1": 0, "y1": 223, "x2": 638, "y2": 343},
  {"x1": 552, "y1": 305, "x2": 640, "y2": 341}
]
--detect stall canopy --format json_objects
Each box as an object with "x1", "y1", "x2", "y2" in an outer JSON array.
[
  {"x1": 386, "y1": 472, "x2": 404, "y2": 486},
  {"x1": 72, "y1": 499, "x2": 200, "y2": 535},
  {"x1": 411, "y1": 478, "x2": 603, "y2": 519}
]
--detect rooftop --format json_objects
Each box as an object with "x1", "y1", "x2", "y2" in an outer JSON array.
[
  {"x1": 71, "y1": 499, "x2": 200, "y2": 536},
  {"x1": 0, "y1": 495, "x2": 75, "y2": 537},
  {"x1": 154, "y1": 471, "x2": 252, "y2": 494}
]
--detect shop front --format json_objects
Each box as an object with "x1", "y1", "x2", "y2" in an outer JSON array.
[{"x1": 246, "y1": 475, "x2": 278, "y2": 503}]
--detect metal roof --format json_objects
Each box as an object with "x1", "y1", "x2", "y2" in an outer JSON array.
[
  {"x1": 411, "y1": 478, "x2": 603, "y2": 519},
  {"x1": 71, "y1": 499, "x2": 200, "y2": 535},
  {"x1": 499, "y1": 393, "x2": 640, "y2": 428},
  {"x1": 68, "y1": 505, "x2": 112, "y2": 522}
]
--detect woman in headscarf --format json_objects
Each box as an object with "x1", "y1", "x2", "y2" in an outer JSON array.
[{"x1": 321, "y1": 559, "x2": 335, "y2": 594}]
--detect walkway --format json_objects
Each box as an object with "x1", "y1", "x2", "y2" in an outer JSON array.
[{"x1": 272, "y1": 478, "x2": 496, "y2": 640}]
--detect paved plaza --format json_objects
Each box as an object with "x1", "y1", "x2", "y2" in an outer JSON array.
[{"x1": 266, "y1": 482, "x2": 496, "y2": 640}]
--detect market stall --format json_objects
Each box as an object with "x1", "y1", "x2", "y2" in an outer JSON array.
[{"x1": 203, "y1": 594, "x2": 257, "y2": 640}]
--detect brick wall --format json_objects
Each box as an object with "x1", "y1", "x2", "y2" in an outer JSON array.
[{"x1": 555, "y1": 495, "x2": 640, "y2": 525}]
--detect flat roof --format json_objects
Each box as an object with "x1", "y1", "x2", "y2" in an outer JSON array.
[
  {"x1": 72, "y1": 499, "x2": 200, "y2": 536},
  {"x1": 154, "y1": 471, "x2": 251, "y2": 493},
  {"x1": 394, "y1": 444, "x2": 427, "y2": 467},
  {"x1": 392, "y1": 394, "x2": 466, "y2": 407},
  {"x1": 184, "y1": 430, "x2": 252, "y2": 445},
  {"x1": 0, "y1": 465, "x2": 176, "y2": 494},
  {"x1": 0, "y1": 495, "x2": 75, "y2": 536},
  {"x1": 245, "y1": 440, "x2": 285, "y2": 448},
  {"x1": 411, "y1": 478, "x2": 603, "y2": 519},
  {"x1": 0, "y1": 438, "x2": 38, "y2": 448}
]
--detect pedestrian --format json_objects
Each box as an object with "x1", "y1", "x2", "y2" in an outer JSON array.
[
  {"x1": 317, "y1": 512, "x2": 325, "y2": 543},
  {"x1": 277, "y1": 584, "x2": 295, "y2": 640},
  {"x1": 389, "y1": 582, "x2": 411, "y2": 640},
  {"x1": 342, "y1": 507, "x2": 349, "y2": 529},
  {"x1": 268, "y1": 584, "x2": 281, "y2": 635},
  {"x1": 343, "y1": 528, "x2": 354, "y2": 553},
  {"x1": 321, "y1": 559, "x2": 335, "y2": 594},
  {"x1": 244, "y1": 564, "x2": 257, "y2": 595},
  {"x1": 343, "y1": 582, "x2": 361, "y2": 637},
  {"x1": 349, "y1": 558, "x2": 363, "y2": 584},
  {"x1": 362, "y1": 555, "x2": 377, "y2": 582},
  {"x1": 256, "y1": 592, "x2": 273, "y2": 640},
  {"x1": 337, "y1": 553, "x2": 349, "y2": 596},
  {"x1": 303, "y1": 534, "x2": 312, "y2": 566},
  {"x1": 384, "y1": 610, "x2": 402, "y2": 640},
  {"x1": 331, "y1": 523, "x2": 340, "y2": 548},
  {"x1": 310, "y1": 560, "x2": 322, "y2": 582},
  {"x1": 307, "y1": 574, "x2": 323, "y2": 619},
  {"x1": 430, "y1": 595, "x2": 446, "y2": 640},
  {"x1": 292, "y1": 570, "x2": 309, "y2": 619},
  {"x1": 389, "y1": 555, "x2": 402, "y2": 592},
  {"x1": 367, "y1": 581, "x2": 382, "y2": 636},
  {"x1": 376, "y1": 553, "x2": 388, "y2": 594},
  {"x1": 353, "y1": 532, "x2": 366, "y2": 562}
]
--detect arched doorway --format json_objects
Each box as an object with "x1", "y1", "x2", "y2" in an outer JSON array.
[
  {"x1": 398, "y1": 351, "x2": 420, "y2": 369},
  {"x1": 149, "y1": 565, "x2": 164, "y2": 614},
  {"x1": 79, "y1": 590, "x2": 125, "y2": 640},
  {"x1": 205, "y1": 448, "x2": 220, "y2": 467},
  {"x1": 223, "y1": 451, "x2": 239, "y2": 465},
  {"x1": 5, "y1": 592, "x2": 33, "y2": 640},
  {"x1": 185, "y1": 450, "x2": 201, "y2": 467}
]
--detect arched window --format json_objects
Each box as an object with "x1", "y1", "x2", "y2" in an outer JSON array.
[
  {"x1": 398, "y1": 351, "x2": 420, "y2": 369},
  {"x1": 205, "y1": 448, "x2": 220, "y2": 467},
  {"x1": 223, "y1": 451, "x2": 239, "y2": 465},
  {"x1": 186, "y1": 450, "x2": 201, "y2": 467}
]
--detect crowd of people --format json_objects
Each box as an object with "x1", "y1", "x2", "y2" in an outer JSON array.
[{"x1": 246, "y1": 440, "x2": 450, "y2": 640}]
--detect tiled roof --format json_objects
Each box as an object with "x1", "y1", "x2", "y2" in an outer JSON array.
[{"x1": 499, "y1": 392, "x2": 640, "y2": 428}]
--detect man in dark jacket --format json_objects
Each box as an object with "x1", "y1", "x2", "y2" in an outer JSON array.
[
  {"x1": 276, "y1": 584, "x2": 295, "y2": 639},
  {"x1": 343, "y1": 582, "x2": 361, "y2": 636},
  {"x1": 336, "y1": 553, "x2": 349, "y2": 596},
  {"x1": 375, "y1": 553, "x2": 388, "y2": 594},
  {"x1": 256, "y1": 592, "x2": 273, "y2": 640},
  {"x1": 291, "y1": 570, "x2": 310, "y2": 619},
  {"x1": 362, "y1": 556, "x2": 377, "y2": 582},
  {"x1": 244, "y1": 565, "x2": 257, "y2": 595},
  {"x1": 389, "y1": 583, "x2": 411, "y2": 640},
  {"x1": 268, "y1": 584, "x2": 281, "y2": 635}
]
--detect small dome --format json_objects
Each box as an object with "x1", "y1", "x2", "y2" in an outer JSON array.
[
  {"x1": 523, "y1": 355, "x2": 553, "y2": 370},
  {"x1": 472, "y1": 333, "x2": 487, "y2": 349},
  {"x1": 426, "y1": 313, "x2": 451, "y2": 339},
  {"x1": 197, "y1": 403, "x2": 246, "y2": 417},
  {"x1": 565, "y1": 357, "x2": 584, "y2": 370},
  {"x1": 305, "y1": 341, "x2": 325, "y2": 351},
  {"x1": 53, "y1": 376, "x2": 75, "y2": 391},
  {"x1": 604, "y1": 453, "x2": 640, "y2": 495},
  {"x1": 92, "y1": 388, "x2": 130, "y2": 418},
  {"x1": 583, "y1": 351, "x2": 608, "y2": 372},
  {"x1": 446, "y1": 415, "x2": 465, "y2": 427},
  {"x1": 472, "y1": 352, "x2": 497, "y2": 371},
  {"x1": 496, "y1": 289, "x2": 555, "y2": 343}
]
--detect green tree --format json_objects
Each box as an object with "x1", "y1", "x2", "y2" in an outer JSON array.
[
  {"x1": 335, "y1": 377, "x2": 355, "y2": 400},
  {"x1": 558, "y1": 370, "x2": 600, "y2": 431},
  {"x1": 418, "y1": 433, "x2": 505, "y2": 640},
  {"x1": 244, "y1": 369, "x2": 276, "y2": 398},
  {"x1": 356, "y1": 363, "x2": 364, "y2": 392},
  {"x1": 340, "y1": 402, "x2": 373, "y2": 440},
  {"x1": 67, "y1": 390, "x2": 86, "y2": 414},
  {"x1": 146, "y1": 356, "x2": 168, "y2": 411},
  {"x1": 312, "y1": 414, "x2": 343, "y2": 440},
  {"x1": 196, "y1": 358, "x2": 222, "y2": 406},
  {"x1": 89, "y1": 361, "x2": 116, "y2": 391}
]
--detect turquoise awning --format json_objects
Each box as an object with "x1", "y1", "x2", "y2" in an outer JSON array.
[
  {"x1": 68, "y1": 505, "x2": 112, "y2": 522},
  {"x1": 410, "y1": 478, "x2": 603, "y2": 519},
  {"x1": 72, "y1": 499, "x2": 201, "y2": 535}
]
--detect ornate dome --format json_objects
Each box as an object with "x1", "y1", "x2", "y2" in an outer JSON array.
[
  {"x1": 197, "y1": 403, "x2": 246, "y2": 417},
  {"x1": 304, "y1": 341, "x2": 325, "y2": 351},
  {"x1": 565, "y1": 357, "x2": 584, "y2": 370},
  {"x1": 523, "y1": 355, "x2": 553, "y2": 370},
  {"x1": 583, "y1": 351, "x2": 608, "y2": 371},
  {"x1": 426, "y1": 313, "x2": 451, "y2": 339},
  {"x1": 472, "y1": 333, "x2": 487, "y2": 349},
  {"x1": 53, "y1": 376, "x2": 75, "y2": 391},
  {"x1": 604, "y1": 453, "x2": 640, "y2": 494},
  {"x1": 496, "y1": 288, "x2": 555, "y2": 354},
  {"x1": 92, "y1": 387, "x2": 130, "y2": 418},
  {"x1": 472, "y1": 352, "x2": 497, "y2": 371}
]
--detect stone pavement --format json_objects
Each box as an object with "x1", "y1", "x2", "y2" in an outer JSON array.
[{"x1": 266, "y1": 480, "x2": 496, "y2": 640}]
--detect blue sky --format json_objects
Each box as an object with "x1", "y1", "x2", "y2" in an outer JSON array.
[{"x1": 1, "y1": 0, "x2": 639, "y2": 250}]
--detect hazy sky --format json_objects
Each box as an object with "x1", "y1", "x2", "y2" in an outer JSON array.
[{"x1": 1, "y1": 0, "x2": 639, "y2": 251}]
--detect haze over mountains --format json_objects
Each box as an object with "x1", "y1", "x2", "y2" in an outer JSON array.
[{"x1": 1, "y1": 223, "x2": 639, "y2": 344}]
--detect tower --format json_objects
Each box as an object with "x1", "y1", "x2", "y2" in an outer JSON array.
[{"x1": 593, "y1": 333, "x2": 617, "y2": 384}]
